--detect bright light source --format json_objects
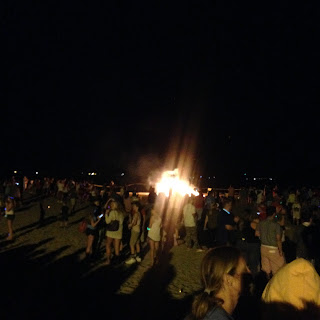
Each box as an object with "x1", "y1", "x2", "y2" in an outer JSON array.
[
  {"x1": 121, "y1": 173, "x2": 125, "y2": 176},
  {"x1": 253, "y1": 178, "x2": 256, "y2": 180},
  {"x1": 88, "y1": 173, "x2": 91, "y2": 175},
  {"x1": 200, "y1": 176, "x2": 202, "y2": 178},
  {"x1": 14, "y1": 170, "x2": 17, "y2": 174},
  {"x1": 269, "y1": 178, "x2": 273, "y2": 180},
  {"x1": 155, "y1": 169, "x2": 199, "y2": 197},
  {"x1": 36, "y1": 172, "x2": 39, "y2": 175}
]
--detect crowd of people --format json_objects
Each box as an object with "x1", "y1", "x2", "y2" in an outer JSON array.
[{"x1": 1, "y1": 175, "x2": 320, "y2": 318}]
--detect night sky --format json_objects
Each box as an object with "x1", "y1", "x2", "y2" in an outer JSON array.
[{"x1": 5, "y1": 2, "x2": 320, "y2": 186}]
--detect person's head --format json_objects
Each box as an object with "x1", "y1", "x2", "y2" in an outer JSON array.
[
  {"x1": 222, "y1": 198, "x2": 233, "y2": 211},
  {"x1": 5, "y1": 196, "x2": 15, "y2": 205},
  {"x1": 210, "y1": 200, "x2": 217, "y2": 210},
  {"x1": 124, "y1": 190, "x2": 130, "y2": 198},
  {"x1": 266, "y1": 206, "x2": 276, "y2": 217},
  {"x1": 191, "y1": 246, "x2": 249, "y2": 319},
  {"x1": 109, "y1": 200, "x2": 118, "y2": 210},
  {"x1": 131, "y1": 202, "x2": 140, "y2": 212}
]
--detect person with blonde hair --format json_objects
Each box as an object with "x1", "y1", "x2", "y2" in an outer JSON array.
[
  {"x1": 186, "y1": 246, "x2": 249, "y2": 320},
  {"x1": 104, "y1": 199, "x2": 124, "y2": 265},
  {"x1": 147, "y1": 206, "x2": 162, "y2": 266}
]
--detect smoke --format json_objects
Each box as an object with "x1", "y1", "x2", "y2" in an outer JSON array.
[{"x1": 125, "y1": 153, "x2": 166, "y2": 186}]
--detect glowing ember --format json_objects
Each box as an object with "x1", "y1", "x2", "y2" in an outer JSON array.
[{"x1": 155, "y1": 169, "x2": 199, "y2": 197}]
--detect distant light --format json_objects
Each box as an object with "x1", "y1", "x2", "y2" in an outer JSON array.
[
  {"x1": 213, "y1": 176, "x2": 216, "y2": 179},
  {"x1": 15, "y1": 182, "x2": 19, "y2": 185},
  {"x1": 48, "y1": 206, "x2": 51, "y2": 209},
  {"x1": 121, "y1": 173, "x2": 125, "y2": 176},
  {"x1": 253, "y1": 178, "x2": 256, "y2": 180},
  {"x1": 14, "y1": 170, "x2": 17, "y2": 174},
  {"x1": 244, "y1": 173, "x2": 247, "y2": 176},
  {"x1": 88, "y1": 173, "x2": 91, "y2": 175},
  {"x1": 208, "y1": 177, "x2": 210, "y2": 179},
  {"x1": 269, "y1": 178, "x2": 273, "y2": 180},
  {"x1": 36, "y1": 172, "x2": 39, "y2": 175},
  {"x1": 200, "y1": 176, "x2": 202, "y2": 178}
]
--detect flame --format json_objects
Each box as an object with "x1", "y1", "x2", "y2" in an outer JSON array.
[{"x1": 155, "y1": 169, "x2": 199, "y2": 197}]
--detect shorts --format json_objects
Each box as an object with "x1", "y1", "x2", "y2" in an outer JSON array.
[
  {"x1": 86, "y1": 228, "x2": 97, "y2": 236},
  {"x1": 260, "y1": 245, "x2": 285, "y2": 275},
  {"x1": 129, "y1": 231, "x2": 141, "y2": 246},
  {"x1": 6, "y1": 214, "x2": 15, "y2": 221}
]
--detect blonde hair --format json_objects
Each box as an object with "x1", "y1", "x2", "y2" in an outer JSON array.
[{"x1": 191, "y1": 246, "x2": 242, "y2": 320}]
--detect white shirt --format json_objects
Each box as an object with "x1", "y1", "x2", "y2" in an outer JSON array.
[{"x1": 183, "y1": 203, "x2": 196, "y2": 227}]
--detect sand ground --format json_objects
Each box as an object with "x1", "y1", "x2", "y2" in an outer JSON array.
[{"x1": 0, "y1": 194, "x2": 208, "y2": 320}]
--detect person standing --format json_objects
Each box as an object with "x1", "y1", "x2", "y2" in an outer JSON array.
[
  {"x1": 147, "y1": 206, "x2": 162, "y2": 266},
  {"x1": 104, "y1": 200, "x2": 124, "y2": 265},
  {"x1": 255, "y1": 206, "x2": 286, "y2": 279},
  {"x1": 125, "y1": 202, "x2": 142, "y2": 264},
  {"x1": 183, "y1": 196, "x2": 203, "y2": 251},
  {"x1": 291, "y1": 198, "x2": 301, "y2": 226},
  {"x1": 84, "y1": 202, "x2": 103, "y2": 262},
  {"x1": 5, "y1": 196, "x2": 16, "y2": 240},
  {"x1": 216, "y1": 198, "x2": 240, "y2": 246},
  {"x1": 203, "y1": 201, "x2": 220, "y2": 248}
]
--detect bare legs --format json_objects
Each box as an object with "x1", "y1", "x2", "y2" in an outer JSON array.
[
  {"x1": 149, "y1": 238, "x2": 159, "y2": 266},
  {"x1": 7, "y1": 220, "x2": 14, "y2": 240},
  {"x1": 105, "y1": 237, "x2": 121, "y2": 265}
]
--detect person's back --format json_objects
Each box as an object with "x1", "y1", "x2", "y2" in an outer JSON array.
[{"x1": 258, "y1": 218, "x2": 281, "y2": 247}]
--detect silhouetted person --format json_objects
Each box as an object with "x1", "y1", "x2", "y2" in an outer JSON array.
[{"x1": 38, "y1": 200, "x2": 46, "y2": 227}]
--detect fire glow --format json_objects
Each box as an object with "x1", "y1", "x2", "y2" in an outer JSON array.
[{"x1": 155, "y1": 169, "x2": 199, "y2": 197}]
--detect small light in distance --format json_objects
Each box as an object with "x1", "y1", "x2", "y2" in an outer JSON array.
[
  {"x1": 14, "y1": 170, "x2": 17, "y2": 174},
  {"x1": 121, "y1": 173, "x2": 125, "y2": 176},
  {"x1": 36, "y1": 172, "x2": 39, "y2": 175}
]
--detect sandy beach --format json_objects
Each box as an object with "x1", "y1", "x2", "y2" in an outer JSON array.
[{"x1": 0, "y1": 194, "x2": 208, "y2": 320}]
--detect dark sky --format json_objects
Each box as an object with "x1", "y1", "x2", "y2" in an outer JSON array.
[{"x1": 5, "y1": 2, "x2": 320, "y2": 186}]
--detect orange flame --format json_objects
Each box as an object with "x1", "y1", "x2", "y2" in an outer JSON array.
[{"x1": 155, "y1": 169, "x2": 199, "y2": 197}]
